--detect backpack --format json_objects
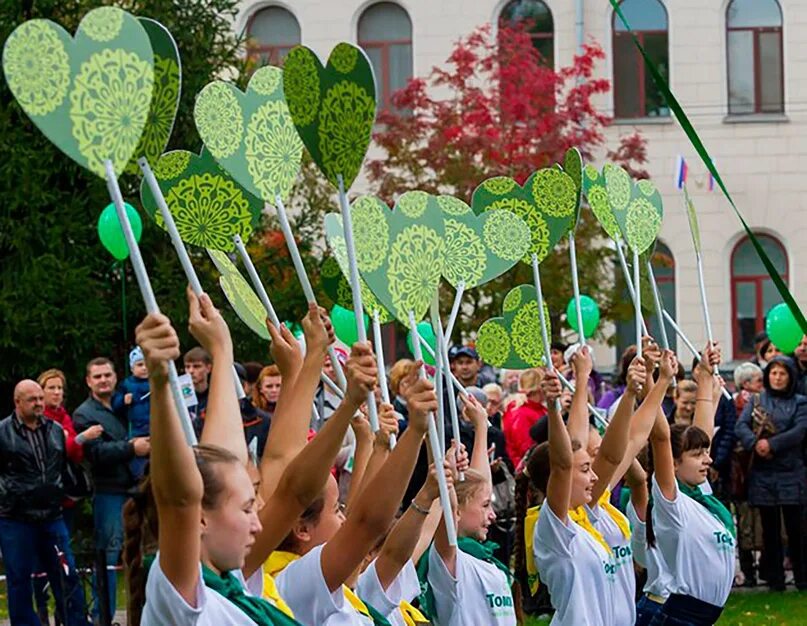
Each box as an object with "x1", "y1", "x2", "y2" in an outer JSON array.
[
  {"x1": 490, "y1": 462, "x2": 516, "y2": 529},
  {"x1": 63, "y1": 459, "x2": 93, "y2": 501}
]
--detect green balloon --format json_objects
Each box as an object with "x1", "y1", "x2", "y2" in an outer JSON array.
[
  {"x1": 98, "y1": 202, "x2": 143, "y2": 261},
  {"x1": 566, "y1": 294, "x2": 600, "y2": 337},
  {"x1": 407, "y1": 321, "x2": 436, "y2": 366},
  {"x1": 766, "y1": 303, "x2": 803, "y2": 354},
  {"x1": 330, "y1": 304, "x2": 368, "y2": 347}
]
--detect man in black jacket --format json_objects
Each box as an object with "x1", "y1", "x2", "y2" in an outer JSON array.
[
  {"x1": 0, "y1": 380, "x2": 89, "y2": 625},
  {"x1": 73, "y1": 357, "x2": 150, "y2": 621}
]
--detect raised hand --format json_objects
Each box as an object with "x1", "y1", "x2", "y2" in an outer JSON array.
[
  {"x1": 460, "y1": 393, "x2": 488, "y2": 431},
  {"x1": 301, "y1": 302, "x2": 333, "y2": 358},
  {"x1": 570, "y1": 345, "x2": 593, "y2": 378},
  {"x1": 345, "y1": 342, "x2": 378, "y2": 407},
  {"x1": 375, "y1": 402, "x2": 399, "y2": 449},
  {"x1": 420, "y1": 457, "x2": 454, "y2": 504},
  {"x1": 267, "y1": 322, "x2": 302, "y2": 378},
  {"x1": 136, "y1": 313, "x2": 181, "y2": 382},
  {"x1": 642, "y1": 336, "x2": 662, "y2": 370},
  {"x1": 187, "y1": 288, "x2": 231, "y2": 360},
  {"x1": 627, "y1": 356, "x2": 647, "y2": 397},
  {"x1": 541, "y1": 370, "x2": 562, "y2": 405},
  {"x1": 401, "y1": 368, "x2": 437, "y2": 435},
  {"x1": 658, "y1": 350, "x2": 677, "y2": 382}
]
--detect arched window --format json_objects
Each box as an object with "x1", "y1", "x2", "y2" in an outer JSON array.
[
  {"x1": 246, "y1": 6, "x2": 301, "y2": 66},
  {"x1": 358, "y1": 2, "x2": 413, "y2": 110},
  {"x1": 612, "y1": 0, "x2": 669, "y2": 119},
  {"x1": 731, "y1": 234, "x2": 788, "y2": 357},
  {"x1": 726, "y1": 0, "x2": 784, "y2": 115},
  {"x1": 499, "y1": 0, "x2": 554, "y2": 67}
]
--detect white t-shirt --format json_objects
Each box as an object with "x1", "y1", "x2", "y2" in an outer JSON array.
[
  {"x1": 356, "y1": 559, "x2": 420, "y2": 626},
  {"x1": 274, "y1": 545, "x2": 373, "y2": 625},
  {"x1": 428, "y1": 543, "x2": 516, "y2": 626},
  {"x1": 586, "y1": 502, "x2": 635, "y2": 624},
  {"x1": 626, "y1": 501, "x2": 674, "y2": 600},
  {"x1": 650, "y1": 477, "x2": 735, "y2": 606},
  {"x1": 534, "y1": 505, "x2": 616, "y2": 626},
  {"x1": 140, "y1": 553, "x2": 263, "y2": 626}
]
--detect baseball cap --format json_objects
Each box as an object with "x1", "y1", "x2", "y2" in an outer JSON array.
[{"x1": 448, "y1": 345, "x2": 479, "y2": 362}]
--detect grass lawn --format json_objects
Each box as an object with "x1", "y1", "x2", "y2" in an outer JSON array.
[{"x1": 524, "y1": 590, "x2": 807, "y2": 625}]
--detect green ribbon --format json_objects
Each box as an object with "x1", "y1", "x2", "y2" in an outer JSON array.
[
  {"x1": 609, "y1": 0, "x2": 807, "y2": 335},
  {"x1": 677, "y1": 479, "x2": 736, "y2": 539}
]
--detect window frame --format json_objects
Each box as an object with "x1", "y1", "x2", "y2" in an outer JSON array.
[
  {"x1": 611, "y1": 0, "x2": 670, "y2": 120},
  {"x1": 730, "y1": 234, "x2": 788, "y2": 358},
  {"x1": 245, "y1": 6, "x2": 301, "y2": 66},
  {"x1": 498, "y1": 0, "x2": 555, "y2": 67},
  {"x1": 725, "y1": 1, "x2": 784, "y2": 115}
]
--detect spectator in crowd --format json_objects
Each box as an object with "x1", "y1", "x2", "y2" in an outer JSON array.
[
  {"x1": 734, "y1": 362, "x2": 764, "y2": 416},
  {"x1": 597, "y1": 345, "x2": 636, "y2": 412},
  {"x1": 503, "y1": 368, "x2": 547, "y2": 468},
  {"x1": 112, "y1": 346, "x2": 151, "y2": 480},
  {"x1": 750, "y1": 331, "x2": 769, "y2": 366},
  {"x1": 74, "y1": 357, "x2": 151, "y2": 620},
  {"x1": 755, "y1": 338, "x2": 782, "y2": 369},
  {"x1": 550, "y1": 341, "x2": 569, "y2": 377},
  {"x1": 793, "y1": 335, "x2": 807, "y2": 395},
  {"x1": 313, "y1": 349, "x2": 346, "y2": 428},
  {"x1": 483, "y1": 382, "x2": 504, "y2": 430},
  {"x1": 183, "y1": 346, "x2": 212, "y2": 421},
  {"x1": 235, "y1": 362, "x2": 271, "y2": 459},
  {"x1": 242, "y1": 360, "x2": 264, "y2": 396},
  {"x1": 736, "y1": 356, "x2": 807, "y2": 591},
  {"x1": 668, "y1": 380, "x2": 698, "y2": 426},
  {"x1": 448, "y1": 344, "x2": 484, "y2": 388},
  {"x1": 661, "y1": 361, "x2": 687, "y2": 417},
  {"x1": 253, "y1": 364, "x2": 282, "y2": 415},
  {"x1": 500, "y1": 369, "x2": 520, "y2": 394},
  {"x1": 389, "y1": 358, "x2": 418, "y2": 430},
  {"x1": 0, "y1": 380, "x2": 89, "y2": 626}
]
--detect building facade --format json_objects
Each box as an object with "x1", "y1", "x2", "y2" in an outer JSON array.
[{"x1": 235, "y1": 0, "x2": 805, "y2": 367}]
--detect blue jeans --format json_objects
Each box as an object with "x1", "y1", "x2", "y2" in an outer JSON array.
[
  {"x1": 0, "y1": 516, "x2": 89, "y2": 626},
  {"x1": 636, "y1": 594, "x2": 665, "y2": 626},
  {"x1": 92, "y1": 493, "x2": 127, "y2": 619}
]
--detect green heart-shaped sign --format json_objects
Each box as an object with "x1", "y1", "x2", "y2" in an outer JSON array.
[
  {"x1": 471, "y1": 168, "x2": 577, "y2": 264},
  {"x1": 195, "y1": 66, "x2": 303, "y2": 204},
  {"x1": 582, "y1": 164, "x2": 621, "y2": 241},
  {"x1": 139, "y1": 148, "x2": 264, "y2": 252},
  {"x1": 123, "y1": 18, "x2": 180, "y2": 176},
  {"x1": 321, "y1": 254, "x2": 392, "y2": 324},
  {"x1": 603, "y1": 164, "x2": 663, "y2": 254},
  {"x1": 563, "y1": 147, "x2": 583, "y2": 226},
  {"x1": 208, "y1": 249, "x2": 270, "y2": 340},
  {"x1": 436, "y1": 195, "x2": 530, "y2": 288},
  {"x1": 324, "y1": 191, "x2": 445, "y2": 324},
  {"x1": 476, "y1": 284, "x2": 550, "y2": 369},
  {"x1": 3, "y1": 7, "x2": 154, "y2": 178},
  {"x1": 283, "y1": 43, "x2": 376, "y2": 190}
]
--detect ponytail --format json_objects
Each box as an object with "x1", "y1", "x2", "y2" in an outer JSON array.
[
  {"x1": 123, "y1": 477, "x2": 157, "y2": 626},
  {"x1": 645, "y1": 444, "x2": 657, "y2": 549}
]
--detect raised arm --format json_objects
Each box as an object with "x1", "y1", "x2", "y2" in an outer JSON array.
[
  {"x1": 543, "y1": 371, "x2": 573, "y2": 520},
  {"x1": 566, "y1": 346, "x2": 592, "y2": 448},
  {"x1": 259, "y1": 305, "x2": 332, "y2": 502},
  {"x1": 347, "y1": 401, "x2": 399, "y2": 511},
  {"x1": 375, "y1": 458, "x2": 451, "y2": 590},
  {"x1": 189, "y1": 290, "x2": 245, "y2": 465},
  {"x1": 136, "y1": 313, "x2": 202, "y2": 606},
  {"x1": 320, "y1": 366, "x2": 432, "y2": 592},
  {"x1": 431, "y1": 443, "x2": 469, "y2": 576},
  {"x1": 243, "y1": 342, "x2": 372, "y2": 577},
  {"x1": 692, "y1": 342, "x2": 721, "y2": 439},
  {"x1": 462, "y1": 393, "x2": 491, "y2": 483},
  {"x1": 649, "y1": 351, "x2": 677, "y2": 501},
  {"x1": 344, "y1": 408, "x2": 374, "y2": 513}
]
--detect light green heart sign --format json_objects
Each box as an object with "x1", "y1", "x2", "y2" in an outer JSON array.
[
  {"x1": 320, "y1": 253, "x2": 392, "y2": 324},
  {"x1": 123, "y1": 18, "x2": 181, "y2": 176},
  {"x1": 471, "y1": 168, "x2": 577, "y2": 264},
  {"x1": 476, "y1": 284, "x2": 550, "y2": 369},
  {"x1": 3, "y1": 7, "x2": 154, "y2": 178},
  {"x1": 582, "y1": 164, "x2": 621, "y2": 241},
  {"x1": 324, "y1": 191, "x2": 445, "y2": 324},
  {"x1": 283, "y1": 43, "x2": 376, "y2": 190},
  {"x1": 208, "y1": 249, "x2": 270, "y2": 340},
  {"x1": 604, "y1": 165, "x2": 664, "y2": 254},
  {"x1": 563, "y1": 147, "x2": 583, "y2": 226},
  {"x1": 139, "y1": 148, "x2": 264, "y2": 252},
  {"x1": 195, "y1": 66, "x2": 303, "y2": 204},
  {"x1": 436, "y1": 195, "x2": 530, "y2": 288}
]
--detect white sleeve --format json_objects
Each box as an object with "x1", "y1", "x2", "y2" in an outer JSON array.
[
  {"x1": 651, "y1": 475, "x2": 686, "y2": 529},
  {"x1": 141, "y1": 554, "x2": 205, "y2": 626},
  {"x1": 535, "y1": 504, "x2": 577, "y2": 558},
  {"x1": 427, "y1": 546, "x2": 475, "y2": 621},
  {"x1": 626, "y1": 503, "x2": 648, "y2": 569},
  {"x1": 356, "y1": 559, "x2": 419, "y2": 618},
  {"x1": 274, "y1": 546, "x2": 345, "y2": 625}
]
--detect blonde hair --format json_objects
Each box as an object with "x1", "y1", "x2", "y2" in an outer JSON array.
[
  {"x1": 482, "y1": 383, "x2": 502, "y2": 400},
  {"x1": 519, "y1": 368, "x2": 544, "y2": 394},
  {"x1": 38, "y1": 368, "x2": 66, "y2": 389},
  {"x1": 455, "y1": 468, "x2": 488, "y2": 508},
  {"x1": 389, "y1": 359, "x2": 417, "y2": 396},
  {"x1": 674, "y1": 380, "x2": 697, "y2": 398}
]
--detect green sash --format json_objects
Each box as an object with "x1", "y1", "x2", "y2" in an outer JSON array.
[{"x1": 677, "y1": 479, "x2": 736, "y2": 538}]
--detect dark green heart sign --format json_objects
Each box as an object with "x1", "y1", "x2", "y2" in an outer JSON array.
[
  {"x1": 437, "y1": 195, "x2": 530, "y2": 288},
  {"x1": 604, "y1": 164, "x2": 663, "y2": 254},
  {"x1": 123, "y1": 18, "x2": 181, "y2": 176},
  {"x1": 324, "y1": 191, "x2": 445, "y2": 324},
  {"x1": 471, "y1": 168, "x2": 577, "y2": 265},
  {"x1": 563, "y1": 147, "x2": 583, "y2": 226},
  {"x1": 582, "y1": 164, "x2": 621, "y2": 241},
  {"x1": 321, "y1": 255, "x2": 392, "y2": 324},
  {"x1": 476, "y1": 284, "x2": 550, "y2": 369},
  {"x1": 139, "y1": 148, "x2": 264, "y2": 252},
  {"x1": 3, "y1": 7, "x2": 154, "y2": 178},
  {"x1": 195, "y1": 66, "x2": 303, "y2": 204},
  {"x1": 208, "y1": 249, "x2": 270, "y2": 340},
  {"x1": 283, "y1": 43, "x2": 376, "y2": 190}
]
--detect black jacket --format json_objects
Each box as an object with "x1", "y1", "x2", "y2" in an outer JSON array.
[
  {"x1": 0, "y1": 414, "x2": 66, "y2": 522},
  {"x1": 74, "y1": 396, "x2": 136, "y2": 494}
]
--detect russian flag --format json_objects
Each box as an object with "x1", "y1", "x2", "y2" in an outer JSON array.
[{"x1": 674, "y1": 155, "x2": 688, "y2": 190}]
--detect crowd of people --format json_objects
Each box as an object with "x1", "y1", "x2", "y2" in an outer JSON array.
[{"x1": 3, "y1": 292, "x2": 807, "y2": 626}]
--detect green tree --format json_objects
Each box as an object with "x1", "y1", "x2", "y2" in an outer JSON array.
[{"x1": 0, "y1": 0, "x2": 332, "y2": 406}]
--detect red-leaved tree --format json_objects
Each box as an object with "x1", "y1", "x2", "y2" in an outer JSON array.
[{"x1": 368, "y1": 24, "x2": 648, "y2": 341}]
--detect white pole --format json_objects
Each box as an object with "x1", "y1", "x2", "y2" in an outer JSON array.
[
  {"x1": 443, "y1": 282, "x2": 465, "y2": 342},
  {"x1": 556, "y1": 371, "x2": 606, "y2": 428},
  {"x1": 568, "y1": 233, "x2": 586, "y2": 345},
  {"x1": 372, "y1": 311, "x2": 396, "y2": 448},
  {"x1": 104, "y1": 160, "x2": 196, "y2": 445},
  {"x1": 633, "y1": 248, "x2": 643, "y2": 359},
  {"x1": 615, "y1": 242, "x2": 649, "y2": 336},
  {"x1": 646, "y1": 260, "x2": 671, "y2": 351},
  {"x1": 433, "y1": 297, "x2": 463, "y2": 480},
  {"x1": 531, "y1": 254, "x2": 560, "y2": 413}
]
